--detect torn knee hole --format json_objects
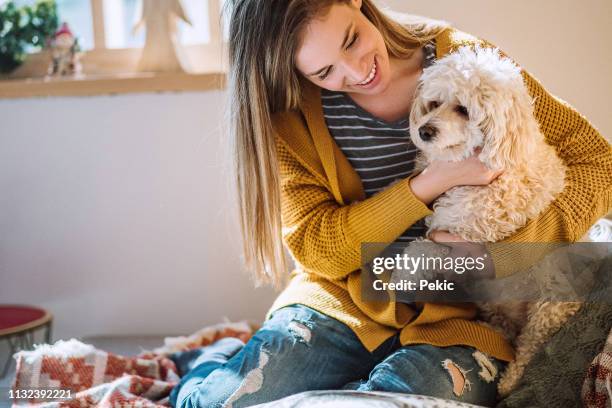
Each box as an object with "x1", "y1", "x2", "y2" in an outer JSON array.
[
  {"x1": 223, "y1": 348, "x2": 270, "y2": 407},
  {"x1": 287, "y1": 320, "x2": 312, "y2": 345},
  {"x1": 441, "y1": 359, "x2": 472, "y2": 397},
  {"x1": 472, "y1": 351, "x2": 498, "y2": 383}
]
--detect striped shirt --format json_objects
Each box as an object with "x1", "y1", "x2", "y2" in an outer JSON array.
[{"x1": 322, "y1": 41, "x2": 437, "y2": 242}]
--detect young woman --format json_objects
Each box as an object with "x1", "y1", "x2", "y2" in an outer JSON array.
[{"x1": 169, "y1": 0, "x2": 612, "y2": 406}]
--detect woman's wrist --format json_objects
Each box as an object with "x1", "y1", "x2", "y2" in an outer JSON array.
[{"x1": 409, "y1": 170, "x2": 450, "y2": 205}]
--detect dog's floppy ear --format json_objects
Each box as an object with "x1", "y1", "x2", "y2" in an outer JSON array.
[
  {"x1": 476, "y1": 53, "x2": 539, "y2": 170},
  {"x1": 409, "y1": 80, "x2": 428, "y2": 127}
]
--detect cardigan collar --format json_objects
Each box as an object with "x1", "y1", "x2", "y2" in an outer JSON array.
[
  {"x1": 281, "y1": 27, "x2": 460, "y2": 205},
  {"x1": 299, "y1": 80, "x2": 364, "y2": 205}
]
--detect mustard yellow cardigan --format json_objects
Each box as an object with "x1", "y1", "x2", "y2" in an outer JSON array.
[{"x1": 266, "y1": 28, "x2": 612, "y2": 362}]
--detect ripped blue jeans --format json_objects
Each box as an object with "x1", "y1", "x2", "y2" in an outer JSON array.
[{"x1": 169, "y1": 304, "x2": 506, "y2": 407}]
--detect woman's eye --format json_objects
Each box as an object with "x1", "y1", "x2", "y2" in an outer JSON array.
[
  {"x1": 346, "y1": 33, "x2": 358, "y2": 49},
  {"x1": 455, "y1": 105, "x2": 469, "y2": 118},
  {"x1": 428, "y1": 101, "x2": 440, "y2": 111},
  {"x1": 319, "y1": 67, "x2": 332, "y2": 81},
  {"x1": 318, "y1": 32, "x2": 358, "y2": 81}
]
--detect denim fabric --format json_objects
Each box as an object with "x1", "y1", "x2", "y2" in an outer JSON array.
[{"x1": 169, "y1": 304, "x2": 506, "y2": 407}]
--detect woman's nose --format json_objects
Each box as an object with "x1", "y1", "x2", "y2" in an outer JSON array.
[{"x1": 341, "y1": 56, "x2": 368, "y2": 84}]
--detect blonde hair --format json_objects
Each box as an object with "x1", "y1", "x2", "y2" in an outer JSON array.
[{"x1": 228, "y1": 0, "x2": 448, "y2": 288}]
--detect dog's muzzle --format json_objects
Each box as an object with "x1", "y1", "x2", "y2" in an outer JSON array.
[{"x1": 419, "y1": 125, "x2": 437, "y2": 142}]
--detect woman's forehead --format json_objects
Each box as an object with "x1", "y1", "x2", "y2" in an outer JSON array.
[{"x1": 294, "y1": 4, "x2": 355, "y2": 74}]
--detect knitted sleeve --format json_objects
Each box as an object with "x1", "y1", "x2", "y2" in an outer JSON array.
[
  {"x1": 277, "y1": 138, "x2": 432, "y2": 281},
  {"x1": 483, "y1": 44, "x2": 612, "y2": 278}
]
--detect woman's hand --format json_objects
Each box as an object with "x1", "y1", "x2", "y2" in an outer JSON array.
[
  {"x1": 409, "y1": 150, "x2": 503, "y2": 205},
  {"x1": 428, "y1": 230, "x2": 467, "y2": 243}
]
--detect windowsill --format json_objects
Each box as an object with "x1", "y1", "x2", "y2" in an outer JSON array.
[{"x1": 0, "y1": 70, "x2": 226, "y2": 99}]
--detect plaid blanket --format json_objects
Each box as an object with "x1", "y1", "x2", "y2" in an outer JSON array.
[
  {"x1": 10, "y1": 321, "x2": 253, "y2": 407},
  {"x1": 582, "y1": 328, "x2": 612, "y2": 408}
]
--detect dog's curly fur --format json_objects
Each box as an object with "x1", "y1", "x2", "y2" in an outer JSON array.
[{"x1": 408, "y1": 46, "x2": 580, "y2": 396}]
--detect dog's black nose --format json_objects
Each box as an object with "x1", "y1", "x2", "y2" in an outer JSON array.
[{"x1": 419, "y1": 125, "x2": 437, "y2": 142}]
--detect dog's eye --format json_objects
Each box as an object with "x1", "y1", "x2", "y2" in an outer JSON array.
[
  {"x1": 427, "y1": 101, "x2": 440, "y2": 111},
  {"x1": 455, "y1": 105, "x2": 469, "y2": 118}
]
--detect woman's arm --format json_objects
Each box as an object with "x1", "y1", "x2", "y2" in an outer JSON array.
[
  {"x1": 410, "y1": 151, "x2": 503, "y2": 204},
  {"x1": 278, "y1": 139, "x2": 430, "y2": 281},
  {"x1": 278, "y1": 137, "x2": 500, "y2": 281}
]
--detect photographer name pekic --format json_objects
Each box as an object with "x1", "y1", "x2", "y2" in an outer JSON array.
[{"x1": 372, "y1": 279, "x2": 456, "y2": 291}]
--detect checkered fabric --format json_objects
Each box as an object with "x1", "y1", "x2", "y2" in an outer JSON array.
[
  {"x1": 10, "y1": 321, "x2": 252, "y2": 407},
  {"x1": 582, "y1": 328, "x2": 612, "y2": 408}
]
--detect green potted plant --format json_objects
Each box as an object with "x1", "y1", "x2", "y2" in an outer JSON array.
[{"x1": 0, "y1": 0, "x2": 59, "y2": 74}]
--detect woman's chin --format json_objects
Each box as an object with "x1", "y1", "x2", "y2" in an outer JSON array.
[{"x1": 349, "y1": 79, "x2": 388, "y2": 96}]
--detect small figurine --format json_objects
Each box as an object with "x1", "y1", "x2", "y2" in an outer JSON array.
[
  {"x1": 47, "y1": 22, "x2": 82, "y2": 77},
  {"x1": 133, "y1": 0, "x2": 191, "y2": 73}
]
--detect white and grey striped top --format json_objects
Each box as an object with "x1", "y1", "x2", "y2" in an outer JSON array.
[{"x1": 322, "y1": 41, "x2": 437, "y2": 242}]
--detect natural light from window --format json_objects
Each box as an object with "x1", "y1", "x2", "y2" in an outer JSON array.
[
  {"x1": 103, "y1": 0, "x2": 210, "y2": 49},
  {"x1": 9, "y1": 0, "x2": 95, "y2": 50},
  {"x1": 4, "y1": 0, "x2": 226, "y2": 52}
]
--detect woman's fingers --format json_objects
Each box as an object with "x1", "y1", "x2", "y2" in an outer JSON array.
[
  {"x1": 491, "y1": 168, "x2": 504, "y2": 180},
  {"x1": 428, "y1": 230, "x2": 466, "y2": 242},
  {"x1": 466, "y1": 154, "x2": 504, "y2": 185},
  {"x1": 424, "y1": 150, "x2": 504, "y2": 190}
]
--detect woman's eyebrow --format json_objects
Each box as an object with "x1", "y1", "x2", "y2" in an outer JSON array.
[{"x1": 306, "y1": 22, "x2": 354, "y2": 77}]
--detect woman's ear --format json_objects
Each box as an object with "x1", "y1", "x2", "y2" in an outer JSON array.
[{"x1": 351, "y1": 0, "x2": 363, "y2": 10}]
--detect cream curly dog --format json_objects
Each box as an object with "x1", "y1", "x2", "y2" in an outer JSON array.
[{"x1": 408, "y1": 46, "x2": 580, "y2": 396}]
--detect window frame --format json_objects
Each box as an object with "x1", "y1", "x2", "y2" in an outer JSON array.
[{"x1": 4, "y1": 0, "x2": 225, "y2": 79}]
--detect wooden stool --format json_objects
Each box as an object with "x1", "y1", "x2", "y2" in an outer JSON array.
[{"x1": 0, "y1": 305, "x2": 53, "y2": 378}]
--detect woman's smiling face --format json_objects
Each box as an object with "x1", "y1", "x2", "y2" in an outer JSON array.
[{"x1": 294, "y1": 0, "x2": 391, "y2": 95}]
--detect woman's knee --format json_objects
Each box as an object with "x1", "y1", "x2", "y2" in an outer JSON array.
[
  {"x1": 362, "y1": 362, "x2": 416, "y2": 394},
  {"x1": 359, "y1": 345, "x2": 504, "y2": 406},
  {"x1": 173, "y1": 305, "x2": 369, "y2": 407},
  {"x1": 172, "y1": 320, "x2": 324, "y2": 407}
]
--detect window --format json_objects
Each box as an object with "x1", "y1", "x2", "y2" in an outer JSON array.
[
  {"x1": 103, "y1": 0, "x2": 145, "y2": 49},
  {"x1": 6, "y1": 0, "x2": 95, "y2": 50},
  {"x1": 5, "y1": 0, "x2": 228, "y2": 78},
  {"x1": 103, "y1": 0, "x2": 211, "y2": 49}
]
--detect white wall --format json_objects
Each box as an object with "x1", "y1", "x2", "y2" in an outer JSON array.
[
  {"x1": 0, "y1": 91, "x2": 276, "y2": 347},
  {"x1": 0, "y1": 0, "x2": 610, "y2": 355}
]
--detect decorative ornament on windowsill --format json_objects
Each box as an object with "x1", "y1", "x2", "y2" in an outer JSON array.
[
  {"x1": 46, "y1": 22, "x2": 82, "y2": 77},
  {"x1": 133, "y1": 0, "x2": 192, "y2": 73}
]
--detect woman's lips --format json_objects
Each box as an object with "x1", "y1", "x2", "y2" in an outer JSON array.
[{"x1": 355, "y1": 56, "x2": 381, "y2": 89}]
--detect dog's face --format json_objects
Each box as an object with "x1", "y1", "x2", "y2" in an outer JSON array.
[
  {"x1": 409, "y1": 46, "x2": 528, "y2": 168},
  {"x1": 410, "y1": 97, "x2": 483, "y2": 163}
]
